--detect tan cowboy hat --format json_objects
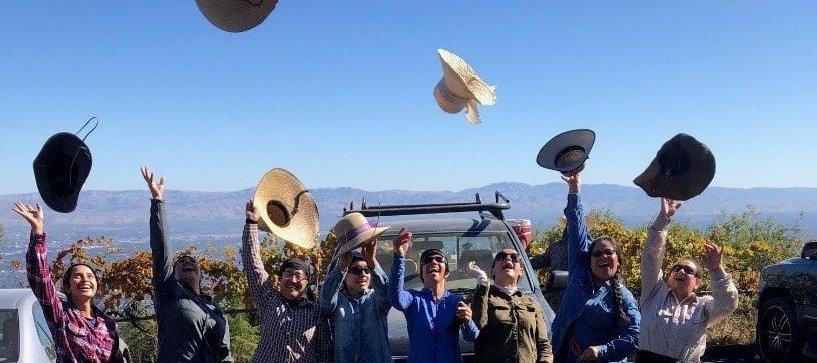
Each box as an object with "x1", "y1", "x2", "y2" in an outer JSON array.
[
  {"x1": 331, "y1": 213, "x2": 389, "y2": 258},
  {"x1": 253, "y1": 168, "x2": 319, "y2": 249},
  {"x1": 195, "y1": 0, "x2": 278, "y2": 33},
  {"x1": 633, "y1": 133, "x2": 716, "y2": 201},
  {"x1": 433, "y1": 48, "x2": 496, "y2": 124}
]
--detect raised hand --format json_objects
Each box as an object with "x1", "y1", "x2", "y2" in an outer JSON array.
[
  {"x1": 12, "y1": 202, "x2": 44, "y2": 235},
  {"x1": 362, "y1": 239, "x2": 378, "y2": 268},
  {"x1": 466, "y1": 261, "x2": 486, "y2": 281},
  {"x1": 660, "y1": 197, "x2": 682, "y2": 219},
  {"x1": 561, "y1": 172, "x2": 581, "y2": 194},
  {"x1": 393, "y1": 228, "x2": 412, "y2": 257},
  {"x1": 702, "y1": 242, "x2": 723, "y2": 270},
  {"x1": 245, "y1": 200, "x2": 260, "y2": 223},
  {"x1": 456, "y1": 301, "x2": 472, "y2": 324},
  {"x1": 140, "y1": 166, "x2": 165, "y2": 200}
]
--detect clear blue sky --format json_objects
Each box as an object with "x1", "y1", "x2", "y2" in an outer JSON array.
[{"x1": 1, "y1": 1, "x2": 815, "y2": 194}]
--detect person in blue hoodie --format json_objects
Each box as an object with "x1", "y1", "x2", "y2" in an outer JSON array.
[
  {"x1": 389, "y1": 228, "x2": 479, "y2": 363},
  {"x1": 550, "y1": 170, "x2": 640, "y2": 363}
]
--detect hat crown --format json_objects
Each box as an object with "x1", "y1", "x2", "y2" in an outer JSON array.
[{"x1": 332, "y1": 213, "x2": 373, "y2": 238}]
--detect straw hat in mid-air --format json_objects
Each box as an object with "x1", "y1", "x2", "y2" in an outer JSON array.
[{"x1": 434, "y1": 48, "x2": 496, "y2": 124}]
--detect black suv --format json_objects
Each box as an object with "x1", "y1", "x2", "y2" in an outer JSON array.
[
  {"x1": 756, "y1": 240, "x2": 817, "y2": 363},
  {"x1": 343, "y1": 192, "x2": 556, "y2": 362}
]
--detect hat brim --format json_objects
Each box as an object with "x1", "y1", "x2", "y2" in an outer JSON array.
[
  {"x1": 633, "y1": 133, "x2": 716, "y2": 201},
  {"x1": 437, "y1": 49, "x2": 496, "y2": 106},
  {"x1": 537, "y1": 129, "x2": 596, "y2": 172},
  {"x1": 253, "y1": 168, "x2": 319, "y2": 249},
  {"x1": 33, "y1": 132, "x2": 92, "y2": 213},
  {"x1": 195, "y1": 0, "x2": 277, "y2": 32},
  {"x1": 334, "y1": 226, "x2": 390, "y2": 258}
]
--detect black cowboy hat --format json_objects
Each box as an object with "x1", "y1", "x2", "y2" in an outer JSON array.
[
  {"x1": 33, "y1": 119, "x2": 97, "y2": 213},
  {"x1": 633, "y1": 133, "x2": 716, "y2": 201},
  {"x1": 537, "y1": 129, "x2": 596, "y2": 173}
]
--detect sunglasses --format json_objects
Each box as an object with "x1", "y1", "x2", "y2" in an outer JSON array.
[
  {"x1": 591, "y1": 249, "x2": 617, "y2": 258},
  {"x1": 422, "y1": 255, "x2": 445, "y2": 265},
  {"x1": 494, "y1": 251, "x2": 520, "y2": 263},
  {"x1": 282, "y1": 270, "x2": 308, "y2": 281},
  {"x1": 348, "y1": 266, "x2": 372, "y2": 276},
  {"x1": 670, "y1": 264, "x2": 697, "y2": 276}
]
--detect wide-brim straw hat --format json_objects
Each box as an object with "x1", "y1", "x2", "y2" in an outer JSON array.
[
  {"x1": 195, "y1": 0, "x2": 278, "y2": 33},
  {"x1": 537, "y1": 129, "x2": 596, "y2": 173},
  {"x1": 434, "y1": 48, "x2": 496, "y2": 124},
  {"x1": 331, "y1": 212, "x2": 389, "y2": 258},
  {"x1": 253, "y1": 168, "x2": 319, "y2": 249},
  {"x1": 633, "y1": 133, "x2": 716, "y2": 201},
  {"x1": 33, "y1": 132, "x2": 92, "y2": 213}
]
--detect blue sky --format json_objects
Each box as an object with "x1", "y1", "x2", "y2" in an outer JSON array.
[{"x1": 1, "y1": 1, "x2": 815, "y2": 194}]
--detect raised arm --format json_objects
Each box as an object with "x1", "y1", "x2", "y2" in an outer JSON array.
[
  {"x1": 561, "y1": 173, "x2": 590, "y2": 275},
  {"x1": 640, "y1": 198, "x2": 679, "y2": 304},
  {"x1": 142, "y1": 167, "x2": 173, "y2": 296},
  {"x1": 320, "y1": 250, "x2": 348, "y2": 314},
  {"x1": 362, "y1": 240, "x2": 391, "y2": 314},
  {"x1": 702, "y1": 243, "x2": 739, "y2": 329},
  {"x1": 17, "y1": 202, "x2": 65, "y2": 328},
  {"x1": 242, "y1": 201, "x2": 273, "y2": 304},
  {"x1": 466, "y1": 262, "x2": 490, "y2": 328},
  {"x1": 457, "y1": 297, "x2": 479, "y2": 342},
  {"x1": 388, "y1": 228, "x2": 414, "y2": 311}
]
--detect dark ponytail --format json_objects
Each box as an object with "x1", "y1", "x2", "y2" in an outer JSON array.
[{"x1": 588, "y1": 236, "x2": 630, "y2": 327}]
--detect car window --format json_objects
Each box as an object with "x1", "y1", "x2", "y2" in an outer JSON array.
[
  {"x1": 376, "y1": 231, "x2": 532, "y2": 293},
  {"x1": 32, "y1": 303, "x2": 57, "y2": 360},
  {"x1": 0, "y1": 309, "x2": 19, "y2": 362}
]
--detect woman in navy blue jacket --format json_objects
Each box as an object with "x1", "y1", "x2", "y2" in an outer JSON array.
[{"x1": 550, "y1": 170, "x2": 640, "y2": 363}]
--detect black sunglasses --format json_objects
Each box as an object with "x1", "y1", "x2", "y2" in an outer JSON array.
[
  {"x1": 494, "y1": 251, "x2": 520, "y2": 263},
  {"x1": 670, "y1": 264, "x2": 697, "y2": 276},
  {"x1": 591, "y1": 249, "x2": 616, "y2": 258},
  {"x1": 348, "y1": 266, "x2": 372, "y2": 276},
  {"x1": 422, "y1": 255, "x2": 445, "y2": 265}
]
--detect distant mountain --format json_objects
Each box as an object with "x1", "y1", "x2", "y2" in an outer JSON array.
[{"x1": 1, "y1": 183, "x2": 816, "y2": 247}]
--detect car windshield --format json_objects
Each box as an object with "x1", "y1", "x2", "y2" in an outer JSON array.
[
  {"x1": 0, "y1": 309, "x2": 19, "y2": 362},
  {"x1": 375, "y1": 231, "x2": 533, "y2": 293}
]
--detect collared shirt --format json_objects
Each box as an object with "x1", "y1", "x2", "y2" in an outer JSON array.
[
  {"x1": 388, "y1": 254, "x2": 479, "y2": 363},
  {"x1": 550, "y1": 194, "x2": 640, "y2": 363},
  {"x1": 151, "y1": 200, "x2": 233, "y2": 363},
  {"x1": 26, "y1": 233, "x2": 123, "y2": 363},
  {"x1": 639, "y1": 215, "x2": 739, "y2": 362},
  {"x1": 242, "y1": 223, "x2": 332, "y2": 363},
  {"x1": 320, "y1": 262, "x2": 391, "y2": 363},
  {"x1": 471, "y1": 284, "x2": 553, "y2": 363}
]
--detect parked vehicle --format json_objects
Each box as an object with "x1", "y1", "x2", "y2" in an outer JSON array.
[
  {"x1": 756, "y1": 240, "x2": 817, "y2": 363},
  {"x1": 342, "y1": 192, "x2": 556, "y2": 363},
  {"x1": 0, "y1": 288, "x2": 131, "y2": 363}
]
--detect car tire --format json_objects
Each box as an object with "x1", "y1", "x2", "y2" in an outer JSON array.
[{"x1": 757, "y1": 296, "x2": 802, "y2": 363}]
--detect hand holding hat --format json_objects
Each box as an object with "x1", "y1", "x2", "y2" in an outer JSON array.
[{"x1": 537, "y1": 129, "x2": 596, "y2": 175}]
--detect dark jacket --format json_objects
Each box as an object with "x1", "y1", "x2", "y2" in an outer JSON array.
[
  {"x1": 150, "y1": 200, "x2": 233, "y2": 363},
  {"x1": 472, "y1": 284, "x2": 553, "y2": 363}
]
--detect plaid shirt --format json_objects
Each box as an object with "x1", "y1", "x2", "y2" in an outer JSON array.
[
  {"x1": 26, "y1": 233, "x2": 123, "y2": 363},
  {"x1": 242, "y1": 223, "x2": 332, "y2": 363}
]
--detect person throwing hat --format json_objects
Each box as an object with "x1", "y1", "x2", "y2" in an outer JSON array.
[
  {"x1": 141, "y1": 167, "x2": 233, "y2": 362},
  {"x1": 388, "y1": 228, "x2": 478, "y2": 363},
  {"x1": 320, "y1": 213, "x2": 392, "y2": 363},
  {"x1": 243, "y1": 200, "x2": 332, "y2": 363},
  {"x1": 635, "y1": 198, "x2": 738, "y2": 363}
]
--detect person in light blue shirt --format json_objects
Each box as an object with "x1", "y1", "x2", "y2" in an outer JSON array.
[
  {"x1": 388, "y1": 228, "x2": 479, "y2": 363},
  {"x1": 550, "y1": 170, "x2": 640, "y2": 363},
  {"x1": 321, "y1": 241, "x2": 391, "y2": 363}
]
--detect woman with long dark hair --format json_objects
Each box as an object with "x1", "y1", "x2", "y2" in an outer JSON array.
[
  {"x1": 16, "y1": 201, "x2": 125, "y2": 363},
  {"x1": 549, "y1": 171, "x2": 640, "y2": 363}
]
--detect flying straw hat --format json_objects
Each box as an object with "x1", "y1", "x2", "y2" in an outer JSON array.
[
  {"x1": 195, "y1": 0, "x2": 278, "y2": 33},
  {"x1": 633, "y1": 133, "x2": 716, "y2": 201},
  {"x1": 331, "y1": 212, "x2": 390, "y2": 258},
  {"x1": 253, "y1": 168, "x2": 319, "y2": 249},
  {"x1": 433, "y1": 48, "x2": 496, "y2": 124}
]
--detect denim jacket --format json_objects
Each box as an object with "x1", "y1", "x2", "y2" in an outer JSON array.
[
  {"x1": 550, "y1": 194, "x2": 640, "y2": 363},
  {"x1": 320, "y1": 263, "x2": 391, "y2": 363}
]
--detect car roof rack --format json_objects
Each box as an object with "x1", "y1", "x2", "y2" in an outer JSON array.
[{"x1": 343, "y1": 191, "x2": 511, "y2": 220}]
